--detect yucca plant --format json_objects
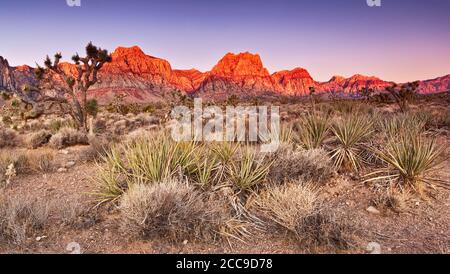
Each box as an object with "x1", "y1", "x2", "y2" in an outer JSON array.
[
  {"x1": 378, "y1": 113, "x2": 426, "y2": 139},
  {"x1": 124, "y1": 135, "x2": 198, "y2": 184},
  {"x1": 258, "y1": 124, "x2": 293, "y2": 145},
  {"x1": 365, "y1": 134, "x2": 446, "y2": 193},
  {"x1": 92, "y1": 145, "x2": 128, "y2": 205},
  {"x1": 229, "y1": 148, "x2": 273, "y2": 191},
  {"x1": 295, "y1": 113, "x2": 331, "y2": 149},
  {"x1": 331, "y1": 115, "x2": 374, "y2": 172}
]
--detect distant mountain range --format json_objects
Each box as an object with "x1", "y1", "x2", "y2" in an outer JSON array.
[{"x1": 1, "y1": 46, "x2": 449, "y2": 103}]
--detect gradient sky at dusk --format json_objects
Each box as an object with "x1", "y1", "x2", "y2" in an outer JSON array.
[{"x1": 0, "y1": 0, "x2": 449, "y2": 82}]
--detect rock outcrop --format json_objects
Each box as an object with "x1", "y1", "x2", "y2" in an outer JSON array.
[{"x1": 0, "y1": 57, "x2": 15, "y2": 90}]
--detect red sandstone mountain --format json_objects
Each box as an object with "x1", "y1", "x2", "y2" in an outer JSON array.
[
  {"x1": 1, "y1": 46, "x2": 449, "y2": 102},
  {"x1": 272, "y1": 68, "x2": 317, "y2": 96},
  {"x1": 320, "y1": 74, "x2": 394, "y2": 94},
  {"x1": 196, "y1": 52, "x2": 274, "y2": 97}
]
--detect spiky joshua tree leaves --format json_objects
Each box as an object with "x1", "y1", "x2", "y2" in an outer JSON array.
[
  {"x1": 385, "y1": 81, "x2": 420, "y2": 113},
  {"x1": 16, "y1": 42, "x2": 112, "y2": 131}
]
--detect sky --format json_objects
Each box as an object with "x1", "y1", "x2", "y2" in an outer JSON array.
[{"x1": 0, "y1": 0, "x2": 449, "y2": 82}]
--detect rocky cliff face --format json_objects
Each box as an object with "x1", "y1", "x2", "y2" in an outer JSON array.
[
  {"x1": 196, "y1": 52, "x2": 274, "y2": 96},
  {"x1": 272, "y1": 68, "x2": 317, "y2": 96},
  {"x1": 320, "y1": 74, "x2": 393, "y2": 94},
  {"x1": 0, "y1": 57, "x2": 15, "y2": 90},
  {"x1": 418, "y1": 75, "x2": 450, "y2": 94},
  {"x1": 1, "y1": 57, "x2": 37, "y2": 91},
  {"x1": 1, "y1": 46, "x2": 448, "y2": 102}
]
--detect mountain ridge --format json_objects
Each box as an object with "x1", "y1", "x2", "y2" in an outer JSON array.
[{"x1": 1, "y1": 46, "x2": 449, "y2": 102}]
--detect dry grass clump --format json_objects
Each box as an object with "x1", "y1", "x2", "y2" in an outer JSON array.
[
  {"x1": 0, "y1": 149, "x2": 54, "y2": 178},
  {"x1": 49, "y1": 127, "x2": 89, "y2": 149},
  {"x1": 268, "y1": 145, "x2": 334, "y2": 183},
  {"x1": 0, "y1": 127, "x2": 20, "y2": 148},
  {"x1": 371, "y1": 187, "x2": 412, "y2": 213},
  {"x1": 0, "y1": 150, "x2": 30, "y2": 178},
  {"x1": 0, "y1": 193, "x2": 50, "y2": 245},
  {"x1": 252, "y1": 181, "x2": 353, "y2": 251},
  {"x1": 253, "y1": 182, "x2": 319, "y2": 232},
  {"x1": 26, "y1": 149, "x2": 55, "y2": 173},
  {"x1": 295, "y1": 210, "x2": 353, "y2": 251},
  {"x1": 25, "y1": 130, "x2": 52, "y2": 149},
  {"x1": 120, "y1": 179, "x2": 226, "y2": 241}
]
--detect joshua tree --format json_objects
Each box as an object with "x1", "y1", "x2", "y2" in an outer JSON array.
[
  {"x1": 13, "y1": 42, "x2": 112, "y2": 131},
  {"x1": 385, "y1": 81, "x2": 420, "y2": 112},
  {"x1": 358, "y1": 87, "x2": 374, "y2": 103},
  {"x1": 308, "y1": 86, "x2": 316, "y2": 110}
]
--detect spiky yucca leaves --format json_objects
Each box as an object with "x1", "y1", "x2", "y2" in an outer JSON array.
[
  {"x1": 378, "y1": 113, "x2": 426, "y2": 139},
  {"x1": 331, "y1": 115, "x2": 374, "y2": 172},
  {"x1": 92, "y1": 145, "x2": 128, "y2": 204},
  {"x1": 258, "y1": 124, "x2": 294, "y2": 145},
  {"x1": 123, "y1": 134, "x2": 197, "y2": 184},
  {"x1": 211, "y1": 142, "x2": 239, "y2": 184},
  {"x1": 229, "y1": 148, "x2": 273, "y2": 191},
  {"x1": 366, "y1": 133, "x2": 446, "y2": 192},
  {"x1": 295, "y1": 113, "x2": 331, "y2": 149},
  {"x1": 189, "y1": 146, "x2": 221, "y2": 187},
  {"x1": 92, "y1": 133, "x2": 198, "y2": 204}
]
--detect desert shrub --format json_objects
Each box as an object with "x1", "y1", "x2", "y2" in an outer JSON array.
[
  {"x1": 119, "y1": 179, "x2": 225, "y2": 241},
  {"x1": 133, "y1": 113, "x2": 159, "y2": 126},
  {"x1": 113, "y1": 119, "x2": 130, "y2": 134},
  {"x1": 366, "y1": 133, "x2": 445, "y2": 193},
  {"x1": 268, "y1": 145, "x2": 334, "y2": 184},
  {"x1": 49, "y1": 127, "x2": 89, "y2": 149},
  {"x1": 25, "y1": 130, "x2": 52, "y2": 149},
  {"x1": 0, "y1": 194, "x2": 50, "y2": 245},
  {"x1": 331, "y1": 115, "x2": 374, "y2": 172},
  {"x1": 77, "y1": 136, "x2": 113, "y2": 163},
  {"x1": 294, "y1": 113, "x2": 331, "y2": 149},
  {"x1": 86, "y1": 99, "x2": 99, "y2": 118},
  {"x1": 0, "y1": 128, "x2": 20, "y2": 148},
  {"x1": 93, "y1": 118, "x2": 107, "y2": 134},
  {"x1": 44, "y1": 118, "x2": 75, "y2": 133},
  {"x1": 1, "y1": 115, "x2": 13, "y2": 126}
]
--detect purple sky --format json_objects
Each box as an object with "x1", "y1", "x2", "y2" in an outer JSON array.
[{"x1": 0, "y1": 0, "x2": 449, "y2": 82}]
